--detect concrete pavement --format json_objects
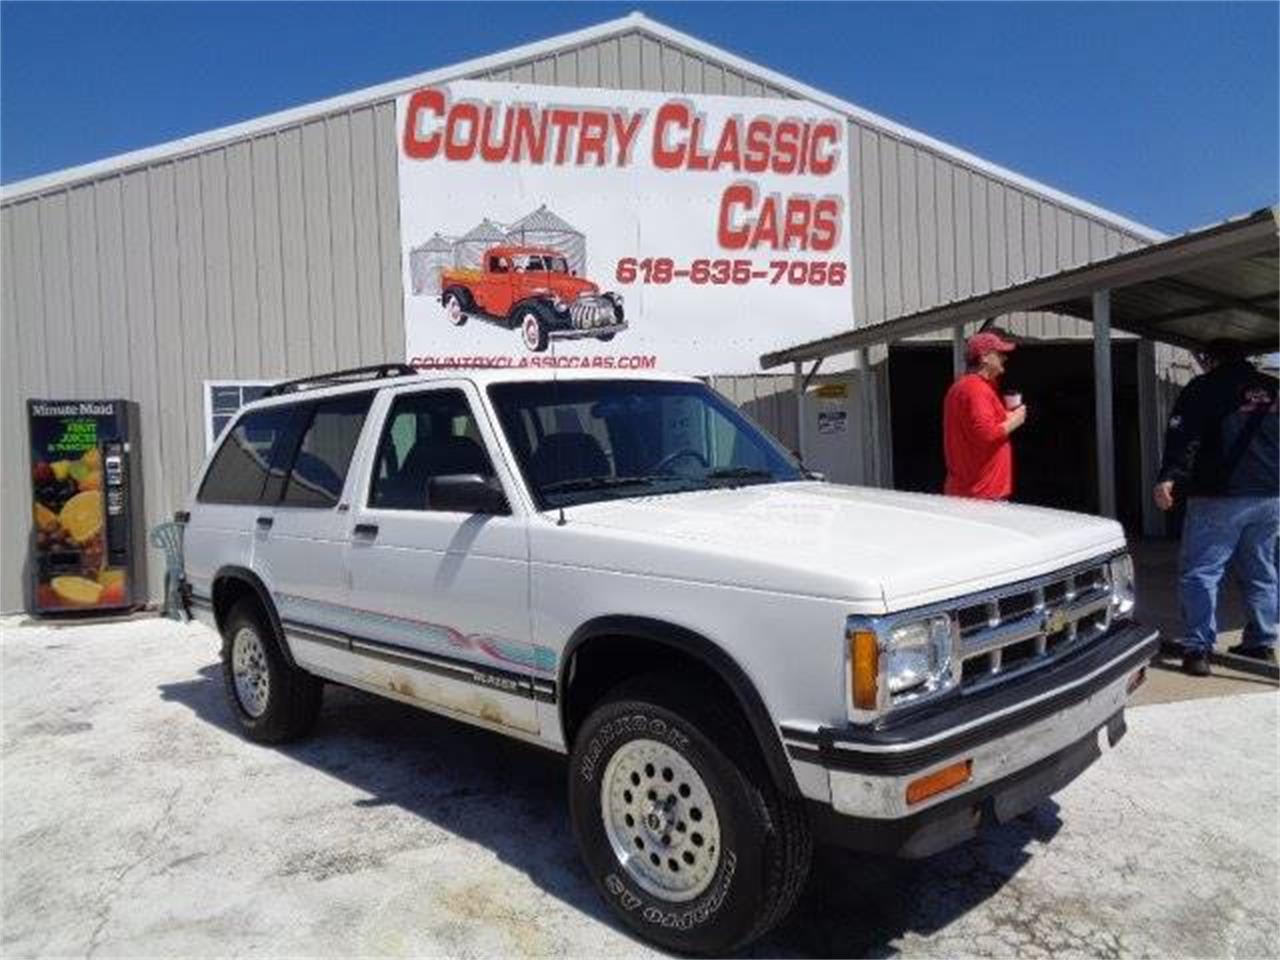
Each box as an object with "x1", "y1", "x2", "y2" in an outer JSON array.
[{"x1": 2, "y1": 615, "x2": 1277, "y2": 957}]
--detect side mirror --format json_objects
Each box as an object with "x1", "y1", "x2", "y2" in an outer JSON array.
[{"x1": 427, "y1": 474, "x2": 510, "y2": 514}]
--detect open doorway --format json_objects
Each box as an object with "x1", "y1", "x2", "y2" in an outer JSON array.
[{"x1": 888, "y1": 341, "x2": 1145, "y2": 531}]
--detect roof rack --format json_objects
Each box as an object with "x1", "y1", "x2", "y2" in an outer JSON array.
[{"x1": 262, "y1": 363, "x2": 419, "y2": 397}]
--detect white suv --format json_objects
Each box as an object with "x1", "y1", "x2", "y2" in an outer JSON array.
[{"x1": 179, "y1": 363, "x2": 1157, "y2": 954}]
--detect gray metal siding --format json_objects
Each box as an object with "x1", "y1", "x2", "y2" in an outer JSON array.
[
  {"x1": 0, "y1": 104, "x2": 402, "y2": 610},
  {"x1": 849, "y1": 123, "x2": 1153, "y2": 341},
  {"x1": 0, "y1": 25, "x2": 1167, "y2": 609}
]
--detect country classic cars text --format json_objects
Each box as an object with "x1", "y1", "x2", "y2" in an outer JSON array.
[{"x1": 401, "y1": 88, "x2": 845, "y2": 252}]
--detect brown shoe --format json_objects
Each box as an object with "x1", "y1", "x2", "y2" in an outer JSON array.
[{"x1": 1181, "y1": 652, "x2": 1211, "y2": 677}]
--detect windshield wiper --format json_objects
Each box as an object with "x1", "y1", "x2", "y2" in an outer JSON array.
[
  {"x1": 702, "y1": 467, "x2": 776, "y2": 485},
  {"x1": 541, "y1": 474, "x2": 676, "y2": 495}
]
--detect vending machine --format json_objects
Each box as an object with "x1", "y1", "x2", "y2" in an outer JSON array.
[{"x1": 27, "y1": 399, "x2": 145, "y2": 614}]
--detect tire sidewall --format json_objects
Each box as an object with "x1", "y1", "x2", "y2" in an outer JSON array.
[
  {"x1": 443, "y1": 288, "x2": 468, "y2": 326},
  {"x1": 520, "y1": 307, "x2": 548, "y2": 352},
  {"x1": 569, "y1": 698, "x2": 770, "y2": 954},
  {"x1": 220, "y1": 602, "x2": 289, "y2": 737}
]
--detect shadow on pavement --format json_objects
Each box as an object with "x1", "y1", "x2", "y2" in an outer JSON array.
[{"x1": 160, "y1": 662, "x2": 1054, "y2": 957}]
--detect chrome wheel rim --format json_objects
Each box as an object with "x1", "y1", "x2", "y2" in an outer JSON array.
[
  {"x1": 600, "y1": 737, "x2": 722, "y2": 902},
  {"x1": 444, "y1": 294, "x2": 464, "y2": 325},
  {"x1": 231, "y1": 627, "x2": 270, "y2": 718},
  {"x1": 522, "y1": 313, "x2": 540, "y2": 350}
]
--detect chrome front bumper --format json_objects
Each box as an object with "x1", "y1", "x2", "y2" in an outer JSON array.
[
  {"x1": 828, "y1": 644, "x2": 1145, "y2": 819},
  {"x1": 784, "y1": 624, "x2": 1156, "y2": 822}
]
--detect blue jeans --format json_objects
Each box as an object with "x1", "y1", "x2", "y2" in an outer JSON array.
[{"x1": 1179, "y1": 496, "x2": 1280, "y2": 653}]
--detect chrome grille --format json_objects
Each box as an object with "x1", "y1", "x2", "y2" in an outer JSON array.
[
  {"x1": 954, "y1": 559, "x2": 1115, "y2": 692},
  {"x1": 569, "y1": 296, "x2": 618, "y2": 329}
]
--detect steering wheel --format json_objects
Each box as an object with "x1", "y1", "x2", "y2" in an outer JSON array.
[{"x1": 653, "y1": 448, "x2": 709, "y2": 475}]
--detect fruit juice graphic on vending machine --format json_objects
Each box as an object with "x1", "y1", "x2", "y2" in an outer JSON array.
[{"x1": 27, "y1": 400, "x2": 144, "y2": 614}]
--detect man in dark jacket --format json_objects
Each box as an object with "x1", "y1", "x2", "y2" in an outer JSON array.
[{"x1": 1154, "y1": 341, "x2": 1279, "y2": 676}]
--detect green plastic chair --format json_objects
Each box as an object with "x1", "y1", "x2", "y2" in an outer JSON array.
[{"x1": 149, "y1": 521, "x2": 187, "y2": 621}]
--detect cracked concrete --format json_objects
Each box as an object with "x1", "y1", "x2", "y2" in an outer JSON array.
[{"x1": 2, "y1": 615, "x2": 1277, "y2": 957}]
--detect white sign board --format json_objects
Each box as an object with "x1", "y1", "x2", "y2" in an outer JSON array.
[{"x1": 396, "y1": 81, "x2": 854, "y2": 374}]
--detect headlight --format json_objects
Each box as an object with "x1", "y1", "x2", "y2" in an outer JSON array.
[
  {"x1": 550, "y1": 296, "x2": 567, "y2": 311},
  {"x1": 885, "y1": 615, "x2": 954, "y2": 697},
  {"x1": 1108, "y1": 553, "x2": 1136, "y2": 618},
  {"x1": 848, "y1": 613, "x2": 956, "y2": 721}
]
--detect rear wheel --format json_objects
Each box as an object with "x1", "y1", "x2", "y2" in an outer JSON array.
[
  {"x1": 568, "y1": 677, "x2": 812, "y2": 954},
  {"x1": 442, "y1": 287, "x2": 469, "y2": 326},
  {"x1": 519, "y1": 304, "x2": 550, "y2": 352},
  {"x1": 219, "y1": 598, "x2": 322, "y2": 743}
]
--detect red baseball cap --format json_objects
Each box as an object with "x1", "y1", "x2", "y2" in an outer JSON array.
[{"x1": 965, "y1": 330, "x2": 1017, "y2": 362}]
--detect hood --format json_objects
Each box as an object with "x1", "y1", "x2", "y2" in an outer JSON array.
[
  {"x1": 542, "y1": 274, "x2": 598, "y2": 299},
  {"x1": 560, "y1": 481, "x2": 1126, "y2": 609}
]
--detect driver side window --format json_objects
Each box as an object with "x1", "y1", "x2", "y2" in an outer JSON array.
[{"x1": 369, "y1": 391, "x2": 496, "y2": 511}]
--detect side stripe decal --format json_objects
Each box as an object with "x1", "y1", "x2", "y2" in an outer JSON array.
[{"x1": 281, "y1": 617, "x2": 558, "y2": 704}]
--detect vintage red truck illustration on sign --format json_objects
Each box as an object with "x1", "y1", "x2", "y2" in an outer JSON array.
[{"x1": 440, "y1": 245, "x2": 626, "y2": 352}]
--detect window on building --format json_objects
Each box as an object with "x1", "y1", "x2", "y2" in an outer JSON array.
[{"x1": 205, "y1": 381, "x2": 277, "y2": 453}]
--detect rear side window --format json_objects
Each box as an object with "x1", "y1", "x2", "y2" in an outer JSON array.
[
  {"x1": 198, "y1": 407, "x2": 294, "y2": 504},
  {"x1": 282, "y1": 393, "x2": 373, "y2": 508}
]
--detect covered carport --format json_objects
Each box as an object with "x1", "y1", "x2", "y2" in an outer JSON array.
[{"x1": 761, "y1": 206, "x2": 1279, "y2": 536}]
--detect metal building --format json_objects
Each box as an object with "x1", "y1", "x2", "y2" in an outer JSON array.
[
  {"x1": 0, "y1": 12, "x2": 1174, "y2": 611},
  {"x1": 408, "y1": 233, "x2": 454, "y2": 296},
  {"x1": 450, "y1": 218, "x2": 508, "y2": 270},
  {"x1": 505, "y1": 205, "x2": 588, "y2": 276}
]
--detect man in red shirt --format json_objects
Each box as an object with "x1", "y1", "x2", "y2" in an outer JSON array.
[{"x1": 943, "y1": 330, "x2": 1028, "y2": 499}]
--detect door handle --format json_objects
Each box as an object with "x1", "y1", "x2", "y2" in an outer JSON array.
[
  {"x1": 353, "y1": 523, "x2": 379, "y2": 540},
  {"x1": 256, "y1": 516, "x2": 274, "y2": 530}
]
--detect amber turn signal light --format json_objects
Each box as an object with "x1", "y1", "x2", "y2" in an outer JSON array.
[
  {"x1": 905, "y1": 759, "x2": 972, "y2": 806},
  {"x1": 850, "y1": 629, "x2": 879, "y2": 710}
]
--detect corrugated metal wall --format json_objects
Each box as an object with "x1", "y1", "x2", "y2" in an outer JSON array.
[
  {"x1": 0, "y1": 25, "x2": 1165, "y2": 610},
  {"x1": 1, "y1": 104, "x2": 403, "y2": 610}
]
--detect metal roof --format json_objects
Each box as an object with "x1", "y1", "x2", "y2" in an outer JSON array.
[
  {"x1": 761, "y1": 207, "x2": 1279, "y2": 368},
  {"x1": 0, "y1": 13, "x2": 1163, "y2": 242}
]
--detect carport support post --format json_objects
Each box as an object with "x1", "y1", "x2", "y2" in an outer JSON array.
[
  {"x1": 951, "y1": 325, "x2": 966, "y2": 378},
  {"x1": 793, "y1": 361, "x2": 807, "y2": 462},
  {"x1": 1093, "y1": 289, "x2": 1117, "y2": 519}
]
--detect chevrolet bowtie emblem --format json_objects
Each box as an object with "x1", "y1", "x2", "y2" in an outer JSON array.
[{"x1": 1044, "y1": 607, "x2": 1070, "y2": 635}]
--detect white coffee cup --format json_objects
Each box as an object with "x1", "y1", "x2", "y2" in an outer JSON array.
[{"x1": 1003, "y1": 391, "x2": 1023, "y2": 411}]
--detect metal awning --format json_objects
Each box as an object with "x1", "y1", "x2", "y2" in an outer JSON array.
[{"x1": 760, "y1": 206, "x2": 1279, "y2": 369}]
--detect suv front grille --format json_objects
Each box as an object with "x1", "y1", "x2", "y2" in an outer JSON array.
[{"x1": 954, "y1": 559, "x2": 1115, "y2": 692}]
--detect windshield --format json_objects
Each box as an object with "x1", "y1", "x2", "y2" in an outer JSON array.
[
  {"x1": 489, "y1": 379, "x2": 805, "y2": 509},
  {"x1": 514, "y1": 254, "x2": 568, "y2": 273}
]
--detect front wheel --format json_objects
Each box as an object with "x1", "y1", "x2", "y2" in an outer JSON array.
[
  {"x1": 568, "y1": 679, "x2": 812, "y2": 954},
  {"x1": 519, "y1": 306, "x2": 550, "y2": 352}
]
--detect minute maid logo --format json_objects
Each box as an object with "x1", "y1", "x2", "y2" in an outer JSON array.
[{"x1": 30, "y1": 401, "x2": 116, "y2": 417}]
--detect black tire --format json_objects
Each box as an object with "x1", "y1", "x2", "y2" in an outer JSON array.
[
  {"x1": 597, "y1": 333, "x2": 616, "y2": 343},
  {"x1": 219, "y1": 598, "x2": 322, "y2": 743},
  {"x1": 517, "y1": 303, "x2": 551, "y2": 352},
  {"x1": 568, "y1": 676, "x2": 812, "y2": 955}
]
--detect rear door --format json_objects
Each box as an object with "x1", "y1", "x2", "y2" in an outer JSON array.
[
  {"x1": 340, "y1": 381, "x2": 543, "y2": 735},
  {"x1": 184, "y1": 404, "x2": 296, "y2": 617},
  {"x1": 253, "y1": 392, "x2": 375, "y2": 670}
]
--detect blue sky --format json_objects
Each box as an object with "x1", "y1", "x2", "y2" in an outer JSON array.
[{"x1": 2, "y1": 2, "x2": 1276, "y2": 234}]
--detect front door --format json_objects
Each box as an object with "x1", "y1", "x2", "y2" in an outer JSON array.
[{"x1": 342, "y1": 383, "x2": 541, "y2": 734}]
